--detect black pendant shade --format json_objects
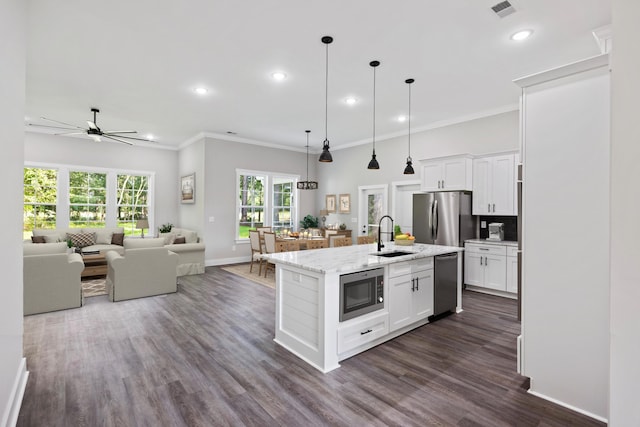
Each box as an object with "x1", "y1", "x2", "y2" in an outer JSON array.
[
  {"x1": 404, "y1": 78, "x2": 415, "y2": 175},
  {"x1": 298, "y1": 130, "x2": 319, "y2": 189},
  {"x1": 367, "y1": 60, "x2": 381, "y2": 170},
  {"x1": 319, "y1": 36, "x2": 334, "y2": 163}
]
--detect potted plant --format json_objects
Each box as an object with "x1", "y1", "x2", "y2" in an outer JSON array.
[
  {"x1": 339, "y1": 223, "x2": 347, "y2": 230},
  {"x1": 299, "y1": 215, "x2": 319, "y2": 229},
  {"x1": 159, "y1": 223, "x2": 173, "y2": 233}
]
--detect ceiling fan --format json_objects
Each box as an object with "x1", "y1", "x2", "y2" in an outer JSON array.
[{"x1": 28, "y1": 108, "x2": 153, "y2": 145}]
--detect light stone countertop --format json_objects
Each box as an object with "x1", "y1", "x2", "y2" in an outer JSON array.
[
  {"x1": 465, "y1": 239, "x2": 518, "y2": 247},
  {"x1": 261, "y1": 242, "x2": 463, "y2": 275}
]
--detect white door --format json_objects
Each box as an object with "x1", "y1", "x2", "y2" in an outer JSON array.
[
  {"x1": 421, "y1": 162, "x2": 442, "y2": 191},
  {"x1": 358, "y1": 185, "x2": 388, "y2": 239},
  {"x1": 412, "y1": 270, "x2": 434, "y2": 319},
  {"x1": 491, "y1": 154, "x2": 515, "y2": 215},
  {"x1": 472, "y1": 158, "x2": 491, "y2": 215},
  {"x1": 391, "y1": 180, "x2": 420, "y2": 236},
  {"x1": 388, "y1": 275, "x2": 413, "y2": 332}
]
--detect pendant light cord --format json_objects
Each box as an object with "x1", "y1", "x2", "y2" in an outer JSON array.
[
  {"x1": 407, "y1": 81, "x2": 411, "y2": 158},
  {"x1": 372, "y1": 65, "x2": 376, "y2": 152},
  {"x1": 324, "y1": 42, "x2": 329, "y2": 143},
  {"x1": 305, "y1": 130, "x2": 310, "y2": 181}
]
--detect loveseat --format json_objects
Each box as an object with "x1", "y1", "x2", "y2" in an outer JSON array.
[
  {"x1": 159, "y1": 228, "x2": 206, "y2": 276},
  {"x1": 23, "y1": 242, "x2": 84, "y2": 315},
  {"x1": 106, "y1": 238, "x2": 178, "y2": 301}
]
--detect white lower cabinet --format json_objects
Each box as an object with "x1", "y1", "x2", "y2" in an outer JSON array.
[
  {"x1": 388, "y1": 261, "x2": 434, "y2": 332},
  {"x1": 464, "y1": 243, "x2": 507, "y2": 291},
  {"x1": 337, "y1": 310, "x2": 389, "y2": 354},
  {"x1": 506, "y1": 246, "x2": 519, "y2": 294}
]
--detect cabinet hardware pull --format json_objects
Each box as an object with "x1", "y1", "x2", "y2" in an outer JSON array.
[
  {"x1": 411, "y1": 278, "x2": 415, "y2": 292},
  {"x1": 442, "y1": 180, "x2": 444, "y2": 188},
  {"x1": 361, "y1": 329, "x2": 373, "y2": 335},
  {"x1": 485, "y1": 256, "x2": 488, "y2": 264},
  {"x1": 480, "y1": 257, "x2": 483, "y2": 266},
  {"x1": 479, "y1": 248, "x2": 489, "y2": 251},
  {"x1": 493, "y1": 203, "x2": 495, "y2": 212},
  {"x1": 416, "y1": 277, "x2": 419, "y2": 291},
  {"x1": 488, "y1": 203, "x2": 491, "y2": 212}
]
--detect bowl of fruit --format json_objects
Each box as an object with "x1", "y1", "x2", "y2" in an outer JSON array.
[{"x1": 394, "y1": 232, "x2": 416, "y2": 246}]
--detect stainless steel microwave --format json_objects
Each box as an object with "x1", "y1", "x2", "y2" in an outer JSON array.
[{"x1": 339, "y1": 267, "x2": 384, "y2": 322}]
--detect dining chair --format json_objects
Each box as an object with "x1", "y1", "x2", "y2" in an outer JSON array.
[
  {"x1": 306, "y1": 239, "x2": 327, "y2": 249},
  {"x1": 263, "y1": 232, "x2": 277, "y2": 277},
  {"x1": 249, "y1": 230, "x2": 264, "y2": 275},
  {"x1": 332, "y1": 236, "x2": 352, "y2": 247},
  {"x1": 357, "y1": 235, "x2": 376, "y2": 245},
  {"x1": 256, "y1": 226, "x2": 272, "y2": 235}
]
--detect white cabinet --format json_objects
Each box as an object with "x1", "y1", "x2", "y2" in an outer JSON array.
[
  {"x1": 464, "y1": 243, "x2": 507, "y2": 291},
  {"x1": 388, "y1": 259, "x2": 434, "y2": 332},
  {"x1": 473, "y1": 153, "x2": 517, "y2": 215},
  {"x1": 420, "y1": 156, "x2": 472, "y2": 192},
  {"x1": 506, "y1": 246, "x2": 518, "y2": 294},
  {"x1": 337, "y1": 310, "x2": 389, "y2": 354}
]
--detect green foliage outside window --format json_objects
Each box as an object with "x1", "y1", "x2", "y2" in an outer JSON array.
[{"x1": 23, "y1": 167, "x2": 57, "y2": 237}]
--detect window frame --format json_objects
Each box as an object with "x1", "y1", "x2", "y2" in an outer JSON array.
[{"x1": 23, "y1": 166, "x2": 59, "y2": 236}]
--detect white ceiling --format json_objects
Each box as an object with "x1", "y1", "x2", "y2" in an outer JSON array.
[{"x1": 25, "y1": 0, "x2": 610, "y2": 152}]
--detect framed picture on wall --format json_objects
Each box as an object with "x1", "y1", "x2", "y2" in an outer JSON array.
[
  {"x1": 326, "y1": 194, "x2": 336, "y2": 213},
  {"x1": 181, "y1": 173, "x2": 195, "y2": 204},
  {"x1": 339, "y1": 193, "x2": 350, "y2": 213}
]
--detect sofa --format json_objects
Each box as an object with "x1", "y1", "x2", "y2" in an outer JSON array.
[
  {"x1": 23, "y1": 242, "x2": 84, "y2": 315},
  {"x1": 159, "y1": 228, "x2": 206, "y2": 276},
  {"x1": 106, "y1": 238, "x2": 178, "y2": 302},
  {"x1": 29, "y1": 227, "x2": 126, "y2": 254}
]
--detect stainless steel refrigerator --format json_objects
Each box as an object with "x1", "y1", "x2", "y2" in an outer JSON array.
[{"x1": 412, "y1": 191, "x2": 475, "y2": 247}]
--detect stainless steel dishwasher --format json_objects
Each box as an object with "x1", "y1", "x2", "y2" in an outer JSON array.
[{"x1": 433, "y1": 253, "x2": 458, "y2": 317}]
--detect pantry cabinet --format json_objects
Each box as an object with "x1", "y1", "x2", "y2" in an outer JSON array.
[
  {"x1": 472, "y1": 152, "x2": 517, "y2": 215},
  {"x1": 420, "y1": 155, "x2": 472, "y2": 192}
]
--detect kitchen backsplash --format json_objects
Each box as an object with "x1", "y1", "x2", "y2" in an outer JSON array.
[{"x1": 478, "y1": 215, "x2": 518, "y2": 241}]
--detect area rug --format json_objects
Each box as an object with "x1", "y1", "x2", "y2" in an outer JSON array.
[
  {"x1": 82, "y1": 277, "x2": 107, "y2": 298},
  {"x1": 220, "y1": 263, "x2": 275, "y2": 289}
]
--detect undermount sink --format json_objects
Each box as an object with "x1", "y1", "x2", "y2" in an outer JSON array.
[{"x1": 373, "y1": 251, "x2": 414, "y2": 258}]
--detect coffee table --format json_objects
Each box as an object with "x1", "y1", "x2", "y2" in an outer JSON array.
[{"x1": 81, "y1": 251, "x2": 107, "y2": 278}]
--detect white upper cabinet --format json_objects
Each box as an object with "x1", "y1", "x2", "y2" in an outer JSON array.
[
  {"x1": 420, "y1": 155, "x2": 472, "y2": 192},
  {"x1": 472, "y1": 152, "x2": 517, "y2": 215}
]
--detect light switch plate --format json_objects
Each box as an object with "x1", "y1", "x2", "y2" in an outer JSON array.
[
  {"x1": 209, "y1": 216, "x2": 215, "y2": 222},
  {"x1": 481, "y1": 221, "x2": 487, "y2": 228},
  {"x1": 351, "y1": 218, "x2": 357, "y2": 223}
]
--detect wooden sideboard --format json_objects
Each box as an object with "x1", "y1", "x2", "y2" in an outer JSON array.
[{"x1": 322, "y1": 229, "x2": 351, "y2": 239}]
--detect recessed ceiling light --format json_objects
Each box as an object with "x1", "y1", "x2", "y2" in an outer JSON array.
[
  {"x1": 145, "y1": 134, "x2": 155, "y2": 141},
  {"x1": 511, "y1": 29, "x2": 533, "y2": 41},
  {"x1": 397, "y1": 115, "x2": 407, "y2": 123},
  {"x1": 344, "y1": 97, "x2": 357, "y2": 105},
  {"x1": 271, "y1": 72, "x2": 287, "y2": 81},
  {"x1": 194, "y1": 87, "x2": 208, "y2": 95}
]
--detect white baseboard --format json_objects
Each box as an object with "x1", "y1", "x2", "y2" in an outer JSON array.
[
  {"x1": 527, "y1": 389, "x2": 608, "y2": 424},
  {"x1": 205, "y1": 255, "x2": 250, "y2": 267},
  {"x1": 2, "y1": 357, "x2": 28, "y2": 427}
]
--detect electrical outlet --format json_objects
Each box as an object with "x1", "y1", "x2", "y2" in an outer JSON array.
[
  {"x1": 481, "y1": 221, "x2": 487, "y2": 228},
  {"x1": 232, "y1": 245, "x2": 236, "y2": 251},
  {"x1": 351, "y1": 218, "x2": 357, "y2": 223}
]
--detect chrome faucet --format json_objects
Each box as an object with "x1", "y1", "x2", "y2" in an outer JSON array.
[{"x1": 377, "y1": 215, "x2": 394, "y2": 252}]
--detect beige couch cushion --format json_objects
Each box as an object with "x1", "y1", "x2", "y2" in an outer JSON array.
[
  {"x1": 159, "y1": 232, "x2": 176, "y2": 245},
  {"x1": 172, "y1": 228, "x2": 198, "y2": 244},
  {"x1": 123, "y1": 238, "x2": 165, "y2": 250},
  {"x1": 33, "y1": 228, "x2": 74, "y2": 243},
  {"x1": 23, "y1": 242, "x2": 67, "y2": 256},
  {"x1": 83, "y1": 227, "x2": 124, "y2": 245}
]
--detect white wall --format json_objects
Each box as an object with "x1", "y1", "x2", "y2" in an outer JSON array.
[
  {"x1": 197, "y1": 136, "x2": 312, "y2": 265},
  {"x1": 610, "y1": 1, "x2": 640, "y2": 424},
  {"x1": 317, "y1": 111, "x2": 519, "y2": 228},
  {"x1": 0, "y1": 1, "x2": 27, "y2": 426},
  {"x1": 24, "y1": 133, "x2": 179, "y2": 233},
  {"x1": 178, "y1": 138, "x2": 205, "y2": 235}
]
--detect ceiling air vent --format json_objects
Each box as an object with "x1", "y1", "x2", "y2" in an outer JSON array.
[{"x1": 491, "y1": 1, "x2": 516, "y2": 18}]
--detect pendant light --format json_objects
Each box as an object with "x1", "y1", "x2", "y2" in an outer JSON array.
[
  {"x1": 319, "y1": 36, "x2": 333, "y2": 162},
  {"x1": 297, "y1": 130, "x2": 318, "y2": 190},
  {"x1": 403, "y1": 78, "x2": 415, "y2": 175},
  {"x1": 367, "y1": 60, "x2": 381, "y2": 170}
]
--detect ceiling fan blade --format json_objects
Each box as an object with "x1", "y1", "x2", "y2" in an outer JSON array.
[
  {"x1": 87, "y1": 121, "x2": 98, "y2": 130},
  {"x1": 28, "y1": 123, "x2": 78, "y2": 131},
  {"x1": 54, "y1": 131, "x2": 86, "y2": 136},
  {"x1": 103, "y1": 130, "x2": 137, "y2": 135},
  {"x1": 105, "y1": 134, "x2": 157, "y2": 143},
  {"x1": 102, "y1": 135, "x2": 133, "y2": 146},
  {"x1": 41, "y1": 117, "x2": 85, "y2": 130}
]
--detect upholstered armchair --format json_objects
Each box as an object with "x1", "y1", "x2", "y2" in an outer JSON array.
[
  {"x1": 106, "y1": 238, "x2": 178, "y2": 302},
  {"x1": 23, "y1": 242, "x2": 84, "y2": 315}
]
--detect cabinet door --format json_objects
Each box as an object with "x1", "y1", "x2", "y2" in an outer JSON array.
[
  {"x1": 491, "y1": 154, "x2": 516, "y2": 215},
  {"x1": 472, "y1": 158, "x2": 491, "y2": 215},
  {"x1": 421, "y1": 162, "x2": 442, "y2": 191},
  {"x1": 388, "y1": 275, "x2": 414, "y2": 332},
  {"x1": 484, "y1": 254, "x2": 507, "y2": 291},
  {"x1": 464, "y1": 251, "x2": 484, "y2": 286},
  {"x1": 506, "y1": 255, "x2": 518, "y2": 293},
  {"x1": 413, "y1": 270, "x2": 434, "y2": 319},
  {"x1": 441, "y1": 158, "x2": 469, "y2": 190}
]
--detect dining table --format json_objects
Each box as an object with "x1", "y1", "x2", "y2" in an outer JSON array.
[{"x1": 276, "y1": 236, "x2": 328, "y2": 250}]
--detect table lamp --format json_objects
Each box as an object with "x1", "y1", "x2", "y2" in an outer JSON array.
[{"x1": 136, "y1": 218, "x2": 149, "y2": 238}]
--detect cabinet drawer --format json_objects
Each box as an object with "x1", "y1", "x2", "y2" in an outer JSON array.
[
  {"x1": 337, "y1": 311, "x2": 389, "y2": 354},
  {"x1": 507, "y1": 246, "x2": 519, "y2": 257},
  {"x1": 465, "y1": 244, "x2": 506, "y2": 256},
  {"x1": 388, "y1": 257, "x2": 433, "y2": 278}
]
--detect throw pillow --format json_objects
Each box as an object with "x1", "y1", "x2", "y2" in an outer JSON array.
[
  {"x1": 31, "y1": 236, "x2": 46, "y2": 244},
  {"x1": 44, "y1": 235, "x2": 61, "y2": 243},
  {"x1": 111, "y1": 233, "x2": 125, "y2": 246},
  {"x1": 159, "y1": 232, "x2": 175, "y2": 245},
  {"x1": 66, "y1": 232, "x2": 96, "y2": 248},
  {"x1": 173, "y1": 236, "x2": 186, "y2": 244}
]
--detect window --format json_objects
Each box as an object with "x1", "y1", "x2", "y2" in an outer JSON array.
[
  {"x1": 23, "y1": 167, "x2": 57, "y2": 238},
  {"x1": 69, "y1": 171, "x2": 107, "y2": 228},
  {"x1": 272, "y1": 177, "x2": 295, "y2": 233},
  {"x1": 117, "y1": 174, "x2": 149, "y2": 236},
  {"x1": 236, "y1": 170, "x2": 298, "y2": 239},
  {"x1": 238, "y1": 174, "x2": 266, "y2": 239}
]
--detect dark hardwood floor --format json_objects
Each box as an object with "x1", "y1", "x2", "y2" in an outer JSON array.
[{"x1": 18, "y1": 267, "x2": 603, "y2": 427}]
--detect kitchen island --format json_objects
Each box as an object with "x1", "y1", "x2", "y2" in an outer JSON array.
[{"x1": 262, "y1": 242, "x2": 464, "y2": 373}]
